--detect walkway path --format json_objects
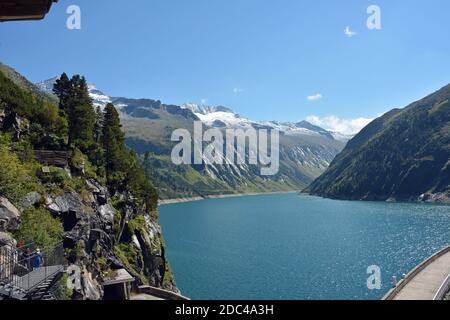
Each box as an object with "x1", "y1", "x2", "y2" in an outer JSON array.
[{"x1": 384, "y1": 246, "x2": 450, "y2": 300}]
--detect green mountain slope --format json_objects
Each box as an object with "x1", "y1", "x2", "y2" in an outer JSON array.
[
  {"x1": 0, "y1": 66, "x2": 178, "y2": 298},
  {"x1": 35, "y1": 74, "x2": 345, "y2": 200},
  {"x1": 114, "y1": 98, "x2": 344, "y2": 199},
  {"x1": 307, "y1": 83, "x2": 450, "y2": 202},
  {"x1": 0, "y1": 63, "x2": 57, "y2": 104}
]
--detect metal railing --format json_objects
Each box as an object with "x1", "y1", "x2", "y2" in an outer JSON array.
[
  {"x1": 383, "y1": 245, "x2": 450, "y2": 300},
  {"x1": 433, "y1": 273, "x2": 450, "y2": 300},
  {"x1": 0, "y1": 242, "x2": 64, "y2": 299}
]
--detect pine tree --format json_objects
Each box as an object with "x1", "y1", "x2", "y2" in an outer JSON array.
[
  {"x1": 65, "y1": 75, "x2": 96, "y2": 149},
  {"x1": 94, "y1": 106, "x2": 103, "y2": 143},
  {"x1": 53, "y1": 73, "x2": 71, "y2": 115},
  {"x1": 102, "y1": 103, "x2": 126, "y2": 180}
]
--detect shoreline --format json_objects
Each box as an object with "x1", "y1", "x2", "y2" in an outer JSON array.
[{"x1": 158, "y1": 190, "x2": 300, "y2": 205}]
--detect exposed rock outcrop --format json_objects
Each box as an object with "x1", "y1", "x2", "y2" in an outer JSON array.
[
  {"x1": 0, "y1": 231, "x2": 17, "y2": 247},
  {"x1": 19, "y1": 192, "x2": 42, "y2": 210},
  {"x1": 0, "y1": 197, "x2": 21, "y2": 232},
  {"x1": 39, "y1": 178, "x2": 177, "y2": 300}
]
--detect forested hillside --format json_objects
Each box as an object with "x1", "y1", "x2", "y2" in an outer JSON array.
[{"x1": 0, "y1": 67, "x2": 177, "y2": 299}]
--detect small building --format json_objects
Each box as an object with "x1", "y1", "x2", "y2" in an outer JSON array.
[
  {"x1": 102, "y1": 269, "x2": 135, "y2": 300},
  {"x1": 34, "y1": 150, "x2": 70, "y2": 168}
]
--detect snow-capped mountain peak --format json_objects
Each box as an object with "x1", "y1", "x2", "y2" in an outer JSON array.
[
  {"x1": 181, "y1": 103, "x2": 342, "y2": 139},
  {"x1": 181, "y1": 103, "x2": 235, "y2": 115},
  {"x1": 35, "y1": 76, "x2": 59, "y2": 94},
  {"x1": 88, "y1": 84, "x2": 112, "y2": 108},
  {"x1": 35, "y1": 77, "x2": 111, "y2": 109},
  {"x1": 35, "y1": 78, "x2": 350, "y2": 141}
]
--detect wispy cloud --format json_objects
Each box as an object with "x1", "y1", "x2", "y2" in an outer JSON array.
[
  {"x1": 344, "y1": 26, "x2": 357, "y2": 37},
  {"x1": 306, "y1": 115, "x2": 373, "y2": 135},
  {"x1": 233, "y1": 88, "x2": 245, "y2": 94},
  {"x1": 200, "y1": 98, "x2": 208, "y2": 105},
  {"x1": 307, "y1": 93, "x2": 323, "y2": 101}
]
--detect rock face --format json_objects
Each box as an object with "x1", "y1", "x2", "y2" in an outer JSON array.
[
  {"x1": 0, "y1": 172, "x2": 176, "y2": 301},
  {"x1": 0, "y1": 231, "x2": 17, "y2": 247},
  {"x1": 41, "y1": 178, "x2": 177, "y2": 300},
  {"x1": 133, "y1": 216, "x2": 179, "y2": 293},
  {"x1": 0, "y1": 64, "x2": 179, "y2": 300},
  {"x1": 0, "y1": 107, "x2": 29, "y2": 141},
  {"x1": 0, "y1": 197, "x2": 21, "y2": 232},
  {"x1": 20, "y1": 192, "x2": 42, "y2": 210}
]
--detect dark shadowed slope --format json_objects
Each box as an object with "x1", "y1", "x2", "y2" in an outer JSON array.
[{"x1": 307, "y1": 83, "x2": 450, "y2": 202}]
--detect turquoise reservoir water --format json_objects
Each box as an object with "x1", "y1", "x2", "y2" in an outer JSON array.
[{"x1": 159, "y1": 194, "x2": 450, "y2": 300}]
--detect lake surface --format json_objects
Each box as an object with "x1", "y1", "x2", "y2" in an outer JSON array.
[{"x1": 159, "y1": 193, "x2": 450, "y2": 300}]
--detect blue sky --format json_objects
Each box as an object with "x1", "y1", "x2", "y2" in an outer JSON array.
[{"x1": 0, "y1": 0, "x2": 449, "y2": 133}]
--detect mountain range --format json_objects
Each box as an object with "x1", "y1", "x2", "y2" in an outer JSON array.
[
  {"x1": 307, "y1": 83, "x2": 450, "y2": 203},
  {"x1": 35, "y1": 75, "x2": 346, "y2": 199},
  {"x1": 8, "y1": 63, "x2": 449, "y2": 203}
]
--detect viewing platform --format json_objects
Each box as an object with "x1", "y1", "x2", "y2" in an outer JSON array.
[{"x1": 383, "y1": 245, "x2": 450, "y2": 300}]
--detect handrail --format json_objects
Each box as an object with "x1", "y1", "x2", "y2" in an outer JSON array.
[
  {"x1": 433, "y1": 273, "x2": 450, "y2": 300},
  {"x1": 383, "y1": 245, "x2": 450, "y2": 300},
  {"x1": 138, "y1": 285, "x2": 190, "y2": 301},
  {"x1": 0, "y1": 241, "x2": 65, "y2": 299}
]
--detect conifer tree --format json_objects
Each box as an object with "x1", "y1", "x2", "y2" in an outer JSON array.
[
  {"x1": 64, "y1": 75, "x2": 96, "y2": 149},
  {"x1": 94, "y1": 106, "x2": 103, "y2": 143},
  {"x1": 53, "y1": 73, "x2": 71, "y2": 115},
  {"x1": 102, "y1": 103, "x2": 126, "y2": 179}
]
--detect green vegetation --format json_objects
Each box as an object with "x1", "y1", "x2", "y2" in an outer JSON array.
[
  {"x1": 65, "y1": 242, "x2": 85, "y2": 263},
  {"x1": 0, "y1": 63, "x2": 57, "y2": 104},
  {"x1": 128, "y1": 215, "x2": 147, "y2": 234},
  {"x1": 117, "y1": 95, "x2": 343, "y2": 199},
  {"x1": 308, "y1": 83, "x2": 450, "y2": 201},
  {"x1": 0, "y1": 65, "x2": 173, "y2": 293},
  {"x1": 54, "y1": 274, "x2": 74, "y2": 300},
  {"x1": 53, "y1": 74, "x2": 96, "y2": 149},
  {"x1": 51, "y1": 73, "x2": 159, "y2": 209},
  {"x1": 141, "y1": 152, "x2": 303, "y2": 199},
  {"x1": 15, "y1": 208, "x2": 63, "y2": 248},
  {"x1": 113, "y1": 243, "x2": 147, "y2": 284},
  {"x1": 0, "y1": 70, "x2": 68, "y2": 147},
  {"x1": 0, "y1": 137, "x2": 32, "y2": 203}
]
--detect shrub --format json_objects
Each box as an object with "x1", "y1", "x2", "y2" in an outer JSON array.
[
  {"x1": 113, "y1": 243, "x2": 139, "y2": 269},
  {"x1": 15, "y1": 208, "x2": 63, "y2": 248},
  {"x1": 128, "y1": 215, "x2": 146, "y2": 234},
  {"x1": 0, "y1": 137, "x2": 31, "y2": 203},
  {"x1": 54, "y1": 274, "x2": 73, "y2": 300}
]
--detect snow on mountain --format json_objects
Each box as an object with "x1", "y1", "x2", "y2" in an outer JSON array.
[
  {"x1": 35, "y1": 76, "x2": 59, "y2": 94},
  {"x1": 182, "y1": 103, "x2": 234, "y2": 115},
  {"x1": 35, "y1": 77, "x2": 111, "y2": 109},
  {"x1": 88, "y1": 85, "x2": 112, "y2": 108},
  {"x1": 181, "y1": 103, "x2": 337, "y2": 139},
  {"x1": 35, "y1": 78, "x2": 343, "y2": 140},
  {"x1": 329, "y1": 132, "x2": 354, "y2": 142},
  {"x1": 182, "y1": 104, "x2": 254, "y2": 129}
]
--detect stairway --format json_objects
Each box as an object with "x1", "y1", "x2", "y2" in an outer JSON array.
[
  {"x1": 27, "y1": 273, "x2": 62, "y2": 300},
  {"x1": 0, "y1": 242, "x2": 65, "y2": 300}
]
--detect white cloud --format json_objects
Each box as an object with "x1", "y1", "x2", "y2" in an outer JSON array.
[
  {"x1": 307, "y1": 93, "x2": 323, "y2": 101},
  {"x1": 200, "y1": 98, "x2": 208, "y2": 105},
  {"x1": 306, "y1": 115, "x2": 373, "y2": 135},
  {"x1": 344, "y1": 26, "x2": 357, "y2": 37},
  {"x1": 233, "y1": 88, "x2": 245, "y2": 94}
]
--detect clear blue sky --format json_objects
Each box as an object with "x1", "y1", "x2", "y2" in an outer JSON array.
[{"x1": 0, "y1": 0, "x2": 449, "y2": 127}]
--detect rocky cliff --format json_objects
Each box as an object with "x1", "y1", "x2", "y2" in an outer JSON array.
[{"x1": 0, "y1": 65, "x2": 178, "y2": 300}]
